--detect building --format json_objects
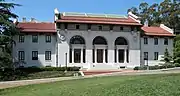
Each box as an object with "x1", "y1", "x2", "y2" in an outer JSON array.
[{"x1": 12, "y1": 9, "x2": 175, "y2": 70}]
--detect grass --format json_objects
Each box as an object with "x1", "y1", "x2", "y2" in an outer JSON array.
[{"x1": 1, "y1": 74, "x2": 180, "y2": 96}]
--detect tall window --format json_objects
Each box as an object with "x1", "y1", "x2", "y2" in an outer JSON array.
[
  {"x1": 76, "y1": 25, "x2": 80, "y2": 29},
  {"x1": 19, "y1": 35, "x2": 24, "y2": 43},
  {"x1": 46, "y1": 35, "x2": 51, "y2": 43},
  {"x1": 144, "y1": 52, "x2": 148, "y2": 60},
  {"x1": 144, "y1": 37, "x2": 148, "y2": 44},
  {"x1": 18, "y1": 51, "x2": 25, "y2": 60},
  {"x1": 164, "y1": 38, "x2": 168, "y2": 45},
  {"x1": 154, "y1": 38, "x2": 158, "y2": 45},
  {"x1": 64, "y1": 23, "x2": 68, "y2": 29},
  {"x1": 154, "y1": 52, "x2": 158, "y2": 60},
  {"x1": 110, "y1": 25, "x2": 113, "y2": 31},
  {"x1": 32, "y1": 35, "x2": 38, "y2": 43},
  {"x1": 32, "y1": 51, "x2": 38, "y2": 60},
  {"x1": 120, "y1": 26, "x2": 124, "y2": 31},
  {"x1": 45, "y1": 51, "x2": 51, "y2": 60},
  {"x1": 98, "y1": 25, "x2": 102, "y2": 31},
  {"x1": 131, "y1": 26, "x2": 134, "y2": 31},
  {"x1": 88, "y1": 24, "x2": 91, "y2": 30}
]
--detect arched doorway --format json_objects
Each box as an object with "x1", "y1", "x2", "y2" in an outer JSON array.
[
  {"x1": 93, "y1": 36, "x2": 108, "y2": 63},
  {"x1": 69, "y1": 35, "x2": 85, "y2": 63},
  {"x1": 114, "y1": 37, "x2": 129, "y2": 63}
]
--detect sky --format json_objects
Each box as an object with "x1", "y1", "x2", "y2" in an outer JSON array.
[{"x1": 11, "y1": 0, "x2": 163, "y2": 22}]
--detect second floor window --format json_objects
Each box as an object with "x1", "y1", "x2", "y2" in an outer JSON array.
[
  {"x1": 18, "y1": 51, "x2": 25, "y2": 61},
  {"x1": 76, "y1": 25, "x2": 80, "y2": 29},
  {"x1": 32, "y1": 51, "x2": 38, "y2": 60},
  {"x1": 144, "y1": 37, "x2": 148, "y2": 44},
  {"x1": 154, "y1": 52, "x2": 159, "y2": 60},
  {"x1": 32, "y1": 35, "x2": 38, "y2": 43},
  {"x1": 98, "y1": 25, "x2": 102, "y2": 31},
  {"x1": 164, "y1": 38, "x2": 168, "y2": 45},
  {"x1": 19, "y1": 35, "x2": 24, "y2": 43},
  {"x1": 154, "y1": 38, "x2": 158, "y2": 45},
  {"x1": 45, "y1": 51, "x2": 51, "y2": 60},
  {"x1": 46, "y1": 35, "x2": 51, "y2": 43}
]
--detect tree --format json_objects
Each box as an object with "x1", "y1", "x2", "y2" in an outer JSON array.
[
  {"x1": 160, "y1": 48, "x2": 173, "y2": 68},
  {"x1": 0, "y1": 0, "x2": 20, "y2": 68}
]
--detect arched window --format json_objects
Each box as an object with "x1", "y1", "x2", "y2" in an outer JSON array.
[
  {"x1": 69, "y1": 35, "x2": 85, "y2": 63},
  {"x1": 92, "y1": 36, "x2": 108, "y2": 63},
  {"x1": 114, "y1": 37, "x2": 129, "y2": 63}
]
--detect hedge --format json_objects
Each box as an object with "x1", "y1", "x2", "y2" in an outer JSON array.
[{"x1": 134, "y1": 64, "x2": 179, "y2": 70}]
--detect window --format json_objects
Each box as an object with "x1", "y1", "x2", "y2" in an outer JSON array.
[
  {"x1": 131, "y1": 26, "x2": 134, "y2": 31},
  {"x1": 154, "y1": 38, "x2": 158, "y2": 45},
  {"x1": 120, "y1": 26, "x2": 124, "y2": 31},
  {"x1": 32, "y1": 35, "x2": 38, "y2": 43},
  {"x1": 88, "y1": 24, "x2": 91, "y2": 30},
  {"x1": 144, "y1": 37, "x2": 148, "y2": 44},
  {"x1": 18, "y1": 51, "x2": 25, "y2": 60},
  {"x1": 45, "y1": 51, "x2": 51, "y2": 60},
  {"x1": 46, "y1": 35, "x2": 51, "y2": 43},
  {"x1": 144, "y1": 52, "x2": 148, "y2": 60},
  {"x1": 64, "y1": 23, "x2": 68, "y2": 29},
  {"x1": 76, "y1": 25, "x2": 80, "y2": 29},
  {"x1": 154, "y1": 52, "x2": 159, "y2": 60},
  {"x1": 32, "y1": 51, "x2": 38, "y2": 60},
  {"x1": 164, "y1": 38, "x2": 168, "y2": 45},
  {"x1": 110, "y1": 25, "x2": 113, "y2": 31},
  {"x1": 19, "y1": 35, "x2": 24, "y2": 43},
  {"x1": 98, "y1": 25, "x2": 102, "y2": 31}
]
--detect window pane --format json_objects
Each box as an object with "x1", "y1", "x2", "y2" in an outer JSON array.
[
  {"x1": 154, "y1": 38, "x2": 158, "y2": 45},
  {"x1": 32, "y1": 51, "x2": 38, "y2": 60},
  {"x1": 32, "y1": 35, "x2": 38, "y2": 43},
  {"x1": 74, "y1": 49, "x2": 81, "y2": 63},
  {"x1": 18, "y1": 51, "x2": 25, "y2": 60},
  {"x1": 144, "y1": 52, "x2": 148, "y2": 60},
  {"x1": 19, "y1": 35, "x2": 24, "y2": 43},
  {"x1": 83, "y1": 49, "x2": 86, "y2": 63},
  {"x1": 164, "y1": 38, "x2": 168, "y2": 45},
  {"x1": 46, "y1": 35, "x2": 51, "y2": 43},
  {"x1": 144, "y1": 37, "x2": 148, "y2": 44},
  {"x1": 45, "y1": 51, "x2": 51, "y2": 60}
]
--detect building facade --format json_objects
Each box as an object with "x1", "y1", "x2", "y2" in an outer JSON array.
[{"x1": 12, "y1": 9, "x2": 175, "y2": 70}]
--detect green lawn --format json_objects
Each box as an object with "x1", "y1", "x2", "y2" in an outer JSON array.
[{"x1": 1, "y1": 74, "x2": 180, "y2": 96}]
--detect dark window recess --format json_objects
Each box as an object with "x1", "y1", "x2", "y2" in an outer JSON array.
[
  {"x1": 92, "y1": 49, "x2": 95, "y2": 63},
  {"x1": 154, "y1": 52, "x2": 158, "y2": 60},
  {"x1": 69, "y1": 49, "x2": 72, "y2": 63},
  {"x1": 32, "y1": 51, "x2": 38, "y2": 60},
  {"x1": 144, "y1": 37, "x2": 148, "y2": 44},
  {"x1": 32, "y1": 35, "x2": 38, "y2": 43},
  {"x1": 18, "y1": 51, "x2": 25, "y2": 60},
  {"x1": 144, "y1": 52, "x2": 148, "y2": 60},
  {"x1": 110, "y1": 25, "x2": 114, "y2": 31},
  {"x1": 131, "y1": 26, "x2": 135, "y2": 31},
  {"x1": 64, "y1": 24, "x2": 68, "y2": 29},
  {"x1": 164, "y1": 38, "x2": 168, "y2": 45},
  {"x1": 120, "y1": 27, "x2": 124, "y2": 31},
  {"x1": 154, "y1": 38, "x2": 158, "y2": 45},
  {"x1": 45, "y1": 51, "x2": 51, "y2": 60},
  {"x1": 83, "y1": 49, "x2": 86, "y2": 63},
  {"x1": 88, "y1": 24, "x2": 91, "y2": 30},
  {"x1": 19, "y1": 35, "x2": 25, "y2": 43},
  {"x1": 114, "y1": 49, "x2": 117, "y2": 63},
  {"x1": 98, "y1": 25, "x2": 102, "y2": 31},
  {"x1": 105, "y1": 49, "x2": 108, "y2": 63},
  {"x1": 46, "y1": 35, "x2": 51, "y2": 43},
  {"x1": 76, "y1": 25, "x2": 80, "y2": 29}
]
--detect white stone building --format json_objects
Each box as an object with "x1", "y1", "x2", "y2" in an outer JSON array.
[{"x1": 12, "y1": 10, "x2": 175, "y2": 70}]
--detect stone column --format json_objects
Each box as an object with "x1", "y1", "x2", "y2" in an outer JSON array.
[
  {"x1": 81, "y1": 48, "x2": 83, "y2": 63},
  {"x1": 116, "y1": 49, "x2": 119, "y2": 63},
  {"x1": 103, "y1": 49, "x2": 106, "y2": 63},
  {"x1": 72, "y1": 48, "x2": 74, "y2": 63}
]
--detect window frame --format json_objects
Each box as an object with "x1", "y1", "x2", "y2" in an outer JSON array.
[
  {"x1": 144, "y1": 37, "x2": 148, "y2": 44},
  {"x1": 164, "y1": 38, "x2": 168, "y2": 45},
  {"x1": 75, "y1": 24, "x2": 80, "y2": 30},
  {"x1": 120, "y1": 26, "x2": 124, "y2": 31},
  {"x1": 154, "y1": 52, "x2": 159, "y2": 60},
  {"x1": 19, "y1": 35, "x2": 25, "y2": 43},
  {"x1": 45, "y1": 35, "x2": 51, "y2": 43},
  {"x1": 98, "y1": 25, "x2": 103, "y2": 31},
  {"x1": 32, "y1": 35, "x2": 38, "y2": 43},
  {"x1": 18, "y1": 51, "x2": 25, "y2": 61},
  {"x1": 144, "y1": 52, "x2": 148, "y2": 60},
  {"x1": 87, "y1": 24, "x2": 91, "y2": 30},
  {"x1": 154, "y1": 38, "x2": 158, "y2": 45},
  {"x1": 110, "y1": 25, "x2": 114, "y2": 31},
  {"x1": 45, "y1": 51, "x2": 51, "y2": 60},
  {"x1": 32, "y1": 51, "x2": 38, "y2": 60}
]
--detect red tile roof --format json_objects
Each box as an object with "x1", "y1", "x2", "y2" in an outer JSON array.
[
  {"x1": 17, "y1": 22, "x2": 56, "y2": 33},
  {"x1": 56, "y1": 16, "x2": 142, "y2": 26},
  {"x1": 141, "y1": 26, "x2": 175, "y2": 37}
]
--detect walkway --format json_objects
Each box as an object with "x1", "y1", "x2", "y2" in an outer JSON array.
[{"x1": 0, "y1": 68, "x2": 180, "y2": 89}]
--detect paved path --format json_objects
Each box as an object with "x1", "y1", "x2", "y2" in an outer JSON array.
[{"x1": 0, "y1": 69, "x2": 180, "y2": 89}]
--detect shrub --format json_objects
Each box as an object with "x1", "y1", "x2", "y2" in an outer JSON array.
[{"x1": 175, "y1": 63, "x2": 180, "y2": 67}]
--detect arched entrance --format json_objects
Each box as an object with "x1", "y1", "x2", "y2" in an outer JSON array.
[
  {"x1": 69, "y1": 35, "x2": 85, "y2": 63},
  {"x1": 93, "y1": 36, "x2": 108, "y2": 63},
  {"x1": 115, "y1": 37, "x2": 129, "y2": 63}
]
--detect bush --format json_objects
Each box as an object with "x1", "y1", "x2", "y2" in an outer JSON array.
[
  {"x1": 134, "y1": 65, "x2": 176, "y2": 70},
  {"x1": 175, "y1": 63, "x2": 180, "y2": 67}
]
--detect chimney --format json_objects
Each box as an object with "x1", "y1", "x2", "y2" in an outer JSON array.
[
  {"x1": 30, "y1": 18, "x2": 36, "y2": 22},
  {"x1": 144, "y1": 19, "x2": 149, "y2": 27},
  {"x1": 22, "y1": 17, "x2": 26, "y2": 22}
]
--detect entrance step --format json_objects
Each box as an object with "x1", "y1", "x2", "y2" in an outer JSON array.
[{"x1": 90, "y1": 64, "x2": 119, "y2": 70}]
